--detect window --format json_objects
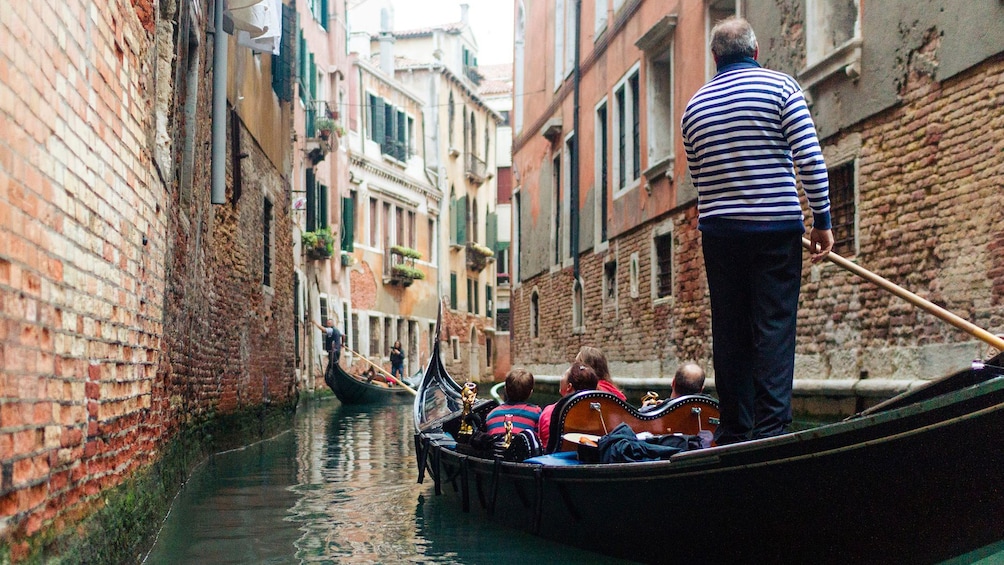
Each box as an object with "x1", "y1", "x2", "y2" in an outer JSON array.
[
  {"x1": 828, "y1": 160, "x2": 857, "y2": 255},
  {"x1": 604, "y1": 260, "x2": 616, "y2": 302},
  {"x1": 320, "y1": 294, "x2": 330, "y2": 323},
  {"x1": 486, "y1": 337, "x2": 493, "y2": 366},
  {"x1": 383, "y1": 318, "x2": 392, "y2": 356},
  {"x1": 262, "y1": 198, "x2": 273, "y2": 287},
  {"x1": 572, "y1": 279, "x2": 584, "y2": 333},
  {"x1": 639, "y1": 17, "x2": 675, "y2": 179},
  {"x1": 800, "y1": 0, "x2": 862, "y2": 89},
  {"x1": 497, "y1": 307, "x2": 511, "y2": 332},
  {"x1": 395, "y1": 207, "x2": 404, "y2": 247},
  {"x1": 486, "y1": 285, "x2": 493, "y2": 318},
  {"x1": 806, "y1": 0, "x2": 860, "y2": 67},
  {"x1": 450, "y1": 272, "x2": 458, "y2": 309},
  {"x1": 706, "y1": 0, "x2": 740, "y2": 79},
  {"x1": 595, "y1": 101, "x2": 609, "y2": 244},
  {"x1": 305, "y1": 168, "x2": 317, "y2": 231},
  {"x1": 530, "y1": 290, "x2": 540, "y2": 339},
  {"x1": 553, "y1": 153, "x2": 562, "y2": 264},
  {"x1": 369, "y1": 197, "x2": 378, "y2": 246},
  {"x1": 513, "y1": 192, "x2": 521, "y2": 283},
  {"x1": 553, "y1": 0, "x2": 564, "y2": 89},
  {"x1": 341, "y1": 193, "x2": 355, "y2": 252},
  {"x1": 474, "y1": 283, "x2": 480, "y2": 316},
  {"x1": 612, "y1": 67, "x2": 641, "y2": 195},
  {"x1": 367, "y1": 94, "x2": 410, "y2": 161},
  {"x1": 467, "y1": 279, "x2": 474, "y2": 313},
  {"x1": 351, "y1": 313, "x2": 359, "y2": 354},
  {"x1": 451, "y1": 336, "x2": 461, "y2": 362},
  {"x1": 594, "y1": 0, "x2": 608, "y2": 38},
  {"x1": 448, "y1": 91, "x2": 456, "y2": 146},
  {"x1": 271, "y1": 2, "x2": 295, "y2": 101},
  {"x1": 382, "y1": 202, "x2": 391, "y2": 248},
  {"x1": 427, "y1": 218, "x2": 436, "y2": 262},
  {"x1": 653, "y1": 231, "x2": 673, "y2": 299},
  {"x1": 630, "y1": 252, "x2": 640, "y2": 298}
]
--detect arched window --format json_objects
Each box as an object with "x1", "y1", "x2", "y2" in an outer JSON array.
[
  {"x1": 448, "y1": 91, "x2": 455, "y2": 146},
  {"x1": 469, "y1": 113, "x2": 477, "y2": 157},
  {"x1": 530, "y1": 290, "x2": 540, "y2": 339},
  {"x1": 572, "y1": 278, "x2": 584, "y2": 332}
]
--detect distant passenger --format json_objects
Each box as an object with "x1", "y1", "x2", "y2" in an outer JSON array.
[
  {"x1": 485, "y1": 369, "x2": 542, "y2": 435},
  {"x1": 538, "y1": 364, "x2": 599, "y2": 448},
  {"x1": 575, "y1": 346, "x2": 627, "y2": 402},
  {"x1": 671, "y1": 363, "x2": 707, "y2": 398}
]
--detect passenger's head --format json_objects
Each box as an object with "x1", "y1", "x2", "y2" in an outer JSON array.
[
  {"x1": 672, "y1": 363, "x2": 706, "y2": 398},
  {"x1": 575, "y1": 346, "x2": 611, "y2": 383},
  {"x1": 394, "y1": 340, "x2": 402, "y2": 348},
  {"x1": 504, "y1": 368, "x2": 535, "y2": 403},
  {"x1": 560, "y1": 364, "x2": 599, "y2": 396},
  {"x1": 710, "y1": 16, "x2": 758, "y2": 63},
  {"x1": 325, "y1": 319, "x2": 335, "y2": 327}
]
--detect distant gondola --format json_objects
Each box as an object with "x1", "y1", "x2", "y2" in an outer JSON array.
[
  {"x1": 413, "y1": 334, "x2": 1004, "y2": 564},
  {"x1": 325, "y1": 359, "x2": 414, "y2": 405}
]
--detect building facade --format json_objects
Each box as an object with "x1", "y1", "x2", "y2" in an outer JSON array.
[
  {"x1": 292, "y1": 0, "x2": 353, "y2": 391},
  {"x1": 372, "y1": 5, "x2": 504, "y2": 384},
  {"x1": 511, "y1": 0, "x2": 1004, "y2": 405}
]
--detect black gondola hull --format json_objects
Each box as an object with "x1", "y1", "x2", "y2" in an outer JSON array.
[
  {"x1": 415, "y1": 346, "x2": 1004, "y2": 564},
  {"x1": 325, "y1": 360, "x2": 412, "y2": 405}
]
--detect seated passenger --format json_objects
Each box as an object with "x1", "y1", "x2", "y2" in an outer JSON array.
[
  {"x1": 575, "y1": 346, "x2": 627, "y2": 402},
  {"x1": 671, "y1": 362, "x2": 706, "y2": 398},
  {"x1": 484, "y1": 369, "x2": 542, "y2": 435},
  {"x1": 538, "y1": 363, "x2": 599, "y2": 448}
]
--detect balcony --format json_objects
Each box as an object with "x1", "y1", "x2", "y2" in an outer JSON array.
[
  {"x1": 384, "y1": 245, "x2": 425, "y2": 287},
  {"x1": 465, "y1": 152, "x2": 486, "y2": 185},
  {"x1": 302, "y1": 228, "x2": 334, "y2": 261},
  {"x1": 304, "y1": 99, "x2": 335, "y2": 165},
  {"x1": 466, "y1": 241, "x2": 494, "y2": 272}
]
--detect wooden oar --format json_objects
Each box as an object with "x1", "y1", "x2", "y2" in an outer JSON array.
[
  {"x1": 344, "y1": 345, "x2": 417, "y2": 395},
  {"x1": 803, "y1": 238, "x2": 1004, "y2": 352}
]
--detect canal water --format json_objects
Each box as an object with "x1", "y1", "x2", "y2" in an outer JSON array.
[
  {"x1": 143, "y1": 398, "x2": 633, "y2": 564},
  {"x1": 143, "y1": 396, "x2": 1004, "y2": 564}
]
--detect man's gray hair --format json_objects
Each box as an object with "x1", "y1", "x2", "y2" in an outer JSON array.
[{"x1": 710, "y1": 16, "x2": 757, "y2": 60}]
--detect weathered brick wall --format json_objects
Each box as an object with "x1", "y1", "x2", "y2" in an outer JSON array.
[
  {"x1": 513, "y1": 206, "x2": 711, "y2": 380},
  {"x1": 513, "y1": 54, "x2": 1004, "y2": 384},
  {"x1": 0, "y1": 0, "x2": 297, "y2": 556},
  {"x1": 0, "y1": 0, "x2": 166, "y2": 545}
]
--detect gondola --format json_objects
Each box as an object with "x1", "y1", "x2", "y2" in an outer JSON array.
[
  {"x1": 413, "y1": 339, "x2": 1004, "y2": 564},
  {"x1": 324, "y1": 359, "x2": 414, "y2": 405}
]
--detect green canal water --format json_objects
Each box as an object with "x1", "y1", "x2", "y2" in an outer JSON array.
[
  {"x1": 143, "y1": 397, "x2": 1004, "y2": 564},
  {"x1": 143, "y1": 398, "x2": 632, "y2": 564}
]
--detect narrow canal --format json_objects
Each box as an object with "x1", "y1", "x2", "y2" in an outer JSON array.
[
  {"x1": 143, "y1": 396, "x2": 1004, "y2": 564},
  {"x1": 143, "y1": 397, "x2": 633, "y2": 564}
]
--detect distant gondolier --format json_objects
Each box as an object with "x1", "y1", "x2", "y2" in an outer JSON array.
[{"x1": 313, "y1": 318, "x2": 342, "y2": 383}]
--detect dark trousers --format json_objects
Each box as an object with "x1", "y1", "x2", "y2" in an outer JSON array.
[{"x1": 703, "y1": 231, "x2": 802, "y2": 445}]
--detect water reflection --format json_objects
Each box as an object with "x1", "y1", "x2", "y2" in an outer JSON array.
[{"x1": 146, "y1": 399, "x2": 632, "y2": 564}]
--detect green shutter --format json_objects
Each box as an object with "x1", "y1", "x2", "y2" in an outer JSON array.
[
  {"x1": 309, "y1": 53, "x2": 316, "y2": 100},
  {"x1": 450, "y1": 273, "x2": 457, "y2": 309},
  {"x1": 271, "y1": 3, "x2": 295, "y2": 101},
  {"x1": 341, "y1": 196, "x2": 355, "y2": 252},
  {"x1": 298, "y1": 31, "x2": 306, "y2": 103},
  {"x1": 456, "y1": 195, "x2": 468, "y2": 244},
  {"x1": 486, "y1": 211, "x2": 497, "y2": 251},
  {"x1": 318, "y1": 184, "x2": 329, "y2": 229},
  {"x1": 305, "y1": 168, "x2": 316, "y2": 232},
  {"x1": 374, "y1": 97, "x2": 386, "y2": 148},
  {"x1": 449, "y1": 198, "x2": 457, "y2": 245},
  {"x1": 319, "y1": 0, "x2": 328, "y2": 28}
]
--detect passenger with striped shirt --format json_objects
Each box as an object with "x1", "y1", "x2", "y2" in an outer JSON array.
[
  {"x1": 485, "y1": 368, "x2": 542, "y2": 436},
  {"x1": 681, "y1": 16, "x2": 834, "y2": 445}
]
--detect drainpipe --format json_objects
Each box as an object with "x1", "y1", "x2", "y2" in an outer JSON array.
[
  {"x1": 211, "y1": 0, "x2": 227, "y2": 204},
  {"x1": 570, "y1": 0, "x2": 582, "y2": 279}
]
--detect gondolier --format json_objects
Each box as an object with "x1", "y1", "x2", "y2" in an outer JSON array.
[
  {"x1": 681, "y1": 16, "x2": 834, "y2": 445},
  {"x1": 312, "y1": 318, "x2": 342, "y2": 383}
]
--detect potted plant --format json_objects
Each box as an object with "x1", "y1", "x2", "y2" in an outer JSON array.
[
  {"x1": 466, "y1": 241, "x2": 494, "y2": 272},
  {"x1": 302, "y1": 227, "x2": 335, "y2": 259},
  {"x1": 391, "y1": 264, "x2": 425, "y2": 286},
  {"x1": 390, "y1": 245, "x2": 422, "y2": 261},
  {"x1": 315, "y1": 117, "x2": 335, "y2": 140},
  {"x1": 334, "y1": 124, "x2": 346, "y2": 138}
]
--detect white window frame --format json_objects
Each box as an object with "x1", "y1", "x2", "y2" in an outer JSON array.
[
  {"x1": 571, "y1": 278, "x2": 585, "y2": 334},
  {"x1": 638, "y1": 17, "x2": 676, "y2": 181},
  {"x1": 799, "y1": 0, "x2": 863, "y2": 91},
  {"x1": 561, "y1": 131, "x2": 575, "y2": 268},
  {"x1": 612, "y1": 63, "x2": 641, "y2": 200},
  {"x1": 593, "y1": 97, "x2": 610, "y2": 253}
]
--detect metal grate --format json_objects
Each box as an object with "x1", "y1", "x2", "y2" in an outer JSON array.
[{"x1": 828, "y1": 161, "x2": 857, "y2": 255}]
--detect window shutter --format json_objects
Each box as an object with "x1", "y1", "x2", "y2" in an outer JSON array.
[
  {"x1": 374, "y1": 97, "x2": 386, "y2": 148},
  {"x1": 309, "y1": 53, "x2": 316, "y2": 101},
  {"x1": 318, "y1": 184, "x2": 329, "y2": 229},
  {"x1": 319, "y1": 0, "x2": 329, "y2": 28},
  {"x1": 271, "y1": 3, "x2": 296, "y2": 101},
  {"x1": 456, "y1": 195, "x2": 468, "y2": 244},
  {"x1": 306, "y1": 168, "x2": 316, "y2": 232},
  {"x1": 450, "y1": 273, "x2": 458, "y2": 309},
  {"x1": 341, "y1": 196, "x2": 355, "y2": 251},
  {"x1": 486, "y1": 211, "x2": 497, "y2": 251}
]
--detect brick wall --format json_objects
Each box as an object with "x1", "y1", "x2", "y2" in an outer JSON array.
[
  {"x1": 513, "y1": 54, "x2": 1004, "y2": 384},
  {"x1": 0, "y1": 0, "x2": 297, "y2": 554},
  {"x1": 0, "y1": 0, "x2": 165, "y2": 542}
]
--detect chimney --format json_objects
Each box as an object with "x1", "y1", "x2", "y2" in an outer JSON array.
[
  {"x1": 460, "y1": 3, "x2": 469, "y2": 25},
  {"x1": 378, "y1": 6, "x2": 395, "y2": 75}
]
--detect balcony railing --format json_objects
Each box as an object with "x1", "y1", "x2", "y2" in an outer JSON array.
[
  {"x1": 465, "y1": 152, "x2": 486, "y2": 185},
  {"x1": 305, "y1": 99, "x2": 333, "y2": 139},
  {"x1": 466, "y1": 241, "x2": 493, "y2": 272}
]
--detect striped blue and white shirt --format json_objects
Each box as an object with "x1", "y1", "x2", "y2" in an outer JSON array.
[{"x1": 681, "y1": 59, "x2": 831, "y2": 235}]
